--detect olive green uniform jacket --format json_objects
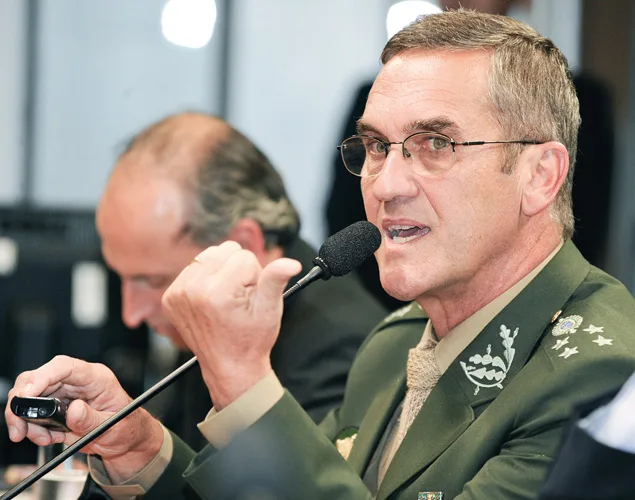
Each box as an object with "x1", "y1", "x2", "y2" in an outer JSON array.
[{"x1": 87, "y1": 242, "x2": 635, "y2": 499}]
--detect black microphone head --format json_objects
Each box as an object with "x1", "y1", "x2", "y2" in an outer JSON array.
[{"x1": 313, "y1": 221, "x2": 381, "y2": 279}]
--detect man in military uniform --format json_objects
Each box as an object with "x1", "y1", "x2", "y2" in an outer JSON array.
[{"x1": 6, "y1": 10, "x2": 635, "y2": 500}]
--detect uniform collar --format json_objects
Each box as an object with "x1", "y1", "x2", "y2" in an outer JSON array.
[{"x1": 433, "y1": 240, "x2": 564, "y2": 373}]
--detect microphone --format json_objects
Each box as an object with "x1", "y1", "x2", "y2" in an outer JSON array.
[
  {"x1": 0, "y1": 221, "x2": 382, "y2": 500},
  {"x1": 284, "y1": 221, "x2": 381, "y2": 297}
]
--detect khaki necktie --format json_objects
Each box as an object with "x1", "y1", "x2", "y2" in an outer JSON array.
[{"x1": 378, "y1": 336, "x2": 442, "y2": 484}]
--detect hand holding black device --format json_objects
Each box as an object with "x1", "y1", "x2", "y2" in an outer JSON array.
[
  {"x1": 10, "y1": 396, "x2": 71, "y2": 432},
  {"x1": 0, "y1": 221, "x2": 382, "y2": 500}
]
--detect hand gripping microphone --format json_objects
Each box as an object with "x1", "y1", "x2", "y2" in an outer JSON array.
[{"x1": 1, "y1": 221, "x2": 382, "y2": 500}]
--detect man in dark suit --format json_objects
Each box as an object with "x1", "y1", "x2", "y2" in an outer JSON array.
[
  {"x1": 94, "y1": 112, "x2": 385, "y2": 450},
  {"x1": 539, "y1": 372, "x2": 635, "y2": 500}
]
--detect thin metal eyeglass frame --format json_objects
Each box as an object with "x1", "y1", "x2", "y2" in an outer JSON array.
[{"x1": 337, "y1": 132, "x2": 544, "y2": 177}]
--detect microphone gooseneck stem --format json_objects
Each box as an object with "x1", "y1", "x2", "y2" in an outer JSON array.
[
  {"x1": 282, "y1": 266, "x2": 324, "y2": 299},
  {"x1": 2, "y1": 273, "x2": 314, "y2": 500}
]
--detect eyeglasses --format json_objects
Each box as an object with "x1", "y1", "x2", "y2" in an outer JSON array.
[{"x1": 337, "y1": 132, "x2": 543, "y2": 177}]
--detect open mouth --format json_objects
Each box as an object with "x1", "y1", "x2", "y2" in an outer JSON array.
[{"x1": 386, "y1": 224, "x2": 431, "y2": 244}]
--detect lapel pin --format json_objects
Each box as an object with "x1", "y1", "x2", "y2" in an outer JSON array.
[
  {"x1": 335, "y1": 434, "x2": 357, "y2": 460},
  {"x1": 551, "y1": 314, "x2": 583, "y2": 336},
  {"x1": 334, "y1": 427, "x2": 358, "y2": 461},
  {"x1": 418, "y1": 493, "x2": 443, "y2": 500},
  {"x1": 550, "y1": 310, "x2": 562, "y2": 324}
]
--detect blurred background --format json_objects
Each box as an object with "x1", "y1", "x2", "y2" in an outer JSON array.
[{"x1": 0, "y1": 0, "x2": 633, "y2": 469}]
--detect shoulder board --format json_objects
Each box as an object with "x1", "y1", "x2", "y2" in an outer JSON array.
[{"x1": 542, "y1": 309, "x2": 635, "y2": 367}]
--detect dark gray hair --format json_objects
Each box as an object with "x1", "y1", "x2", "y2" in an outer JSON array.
[
  {"x1": 185, "y1": 126, "x2": 300, "y2": 247},
  {"x1": 120, "y1": 113, "x2": 300, "y2": 247}
]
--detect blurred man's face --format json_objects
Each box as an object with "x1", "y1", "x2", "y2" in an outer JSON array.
[
  {"x1": 361, "y1": 49, "x2": 525, "y2": 303},
  {"x1": 96, "y1": 164, "x2": 203, "y2": 350}
]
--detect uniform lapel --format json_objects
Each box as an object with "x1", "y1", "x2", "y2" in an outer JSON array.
[
  {"x1": 377, "y1": 241, "x2": 590, "y2": 499},
  {"x1": 347, "y1": 372, "x2": 406, "y2": 475},
  {"x1": 347, "y1": 305, "x2": 427, "y2": 476},
  {"x1": 377, "y1": 371, "x2": 473, "y2": 500}
]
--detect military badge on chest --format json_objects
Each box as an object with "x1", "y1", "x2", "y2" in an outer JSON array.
[
  {"x1": 459, "y1": 324, "x2": 518, "y2": 396},
  {"x1": 549, "y1": 313, "x2": 613, "y2": 360},
  {"x1": 551, "y1": 314, "x2": 583, "y2": 336},
  {"x1": 418, "y1": 492, "x2": 443, "y2": 500}
]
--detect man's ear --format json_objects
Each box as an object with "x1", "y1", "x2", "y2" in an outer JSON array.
[
  {"x1": 226, "y1": 218, "x2": 267, "y2": 257},
  {"x1": 520, "y1": 142, "x2": 569, "y2": 217}
]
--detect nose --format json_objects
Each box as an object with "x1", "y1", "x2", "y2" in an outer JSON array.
[
  {"x1": 121, "y1": 281, "x2": 156, "y2": 329},
  {"x1": 370, "y1": 146, "x2": 419, "y2": 202}
]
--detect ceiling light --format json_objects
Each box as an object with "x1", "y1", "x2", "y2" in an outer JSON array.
[
  {"x1": 161, "y1": 0, "x2": 217, "y2": 49},
  {"x1": 386, "y1": 1, "x2": 442, "y2": 40}
]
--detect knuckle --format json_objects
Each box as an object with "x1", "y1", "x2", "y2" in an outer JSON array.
[
  {"x1": 93, "y1": 362, "x2": 115, "y2": 379},
  {"x1": 161, "y1": 292, "x2": 172, "y2": 312},
  {"x1": 239, "y1": 248, "x2": 258, "y2": 264},
  {"x1": 199, "y1": 243, "x2": 221, "y2": 259},
  {"x1": 236, "y1": 250, "x2": 261, "y2": 278},
  {"x1": 162, "y1": 285, "x2": 177, "y2": 303},
  {"x1": 7, "y1": 388, "x2": 18, "y2": 403},
  {"x1": 224, "y1": 240, "x2": 242, "y2": 251},
  {"x1": 67, "y1": 356, "x2": 88, "y2": 371},
  {"x1": 14, "y1": 370, "x2": 33, "y2": 386},
  {"x1": 52, "y1": 354, "x2": 72, "y2": 365}
]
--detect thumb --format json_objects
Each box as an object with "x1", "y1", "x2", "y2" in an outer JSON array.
[
  {"x1": 257, "y1": 258, "x2": 302, "y2": 303},
  {"x1": 66, "y1": 399, "x2": 107, "y2": 435}
]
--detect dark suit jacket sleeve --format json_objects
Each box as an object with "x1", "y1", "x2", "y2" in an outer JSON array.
[
  {"x1": 538, "y1": 424, "x2": 635, "y2": 500},
  {"x1": 538, "y1": 388, "x2": 635, "y2": 500}
]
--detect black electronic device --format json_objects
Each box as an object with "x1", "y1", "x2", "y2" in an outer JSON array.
[
  {"x1": 0, "y1": 221, "x2": 382, "y2": 500},
  {"x1": 0, "y1": 207, "x2": 150, "y2": 466},
  {"x1": 9, "y1": 396, "x2": 70, "y2": 433}
]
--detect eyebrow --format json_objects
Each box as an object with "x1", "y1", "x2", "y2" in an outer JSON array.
[
  {"x1": 128, "y1": 274, "x2": 173, "y2": 287},
  {"x1": 406, "y1": 117, "x2": 458, "y2": 135},
  {"x1": 355, "y1": 120, "x2": 381, "y2": 136},
  {"x1": 356, "y1": 116, "x2": 460, "y2": 138},
  {"x1": 129, "y1": 274, "x2": 160, "y2": 282}
]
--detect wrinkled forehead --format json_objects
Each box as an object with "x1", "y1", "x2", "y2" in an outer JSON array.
[{"x1": 362, "y1": 50, "x2": 498, "y2": 138}]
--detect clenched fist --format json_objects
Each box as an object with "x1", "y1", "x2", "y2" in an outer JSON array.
[{"x1": 162, "y1": 241, "x2": 302, "y2": 409}]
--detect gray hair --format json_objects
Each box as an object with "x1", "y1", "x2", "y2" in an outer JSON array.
[
  {"x1": 120, "y1": 113, "x2": 300, "y2": 247},
  {"x1": 186, "y1": 126, "x2": 300, "y2": 247},
  {"x1": 382, "y1": 10, "x2": 580, "y2": 238}
]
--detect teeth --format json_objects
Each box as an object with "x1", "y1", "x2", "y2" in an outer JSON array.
[
  {"x1": 392, "y1": 235, "x2": 419, "y2": 244},
  {"x1": 387, "y1": 225, "x2": 431, "y2": 243}
]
